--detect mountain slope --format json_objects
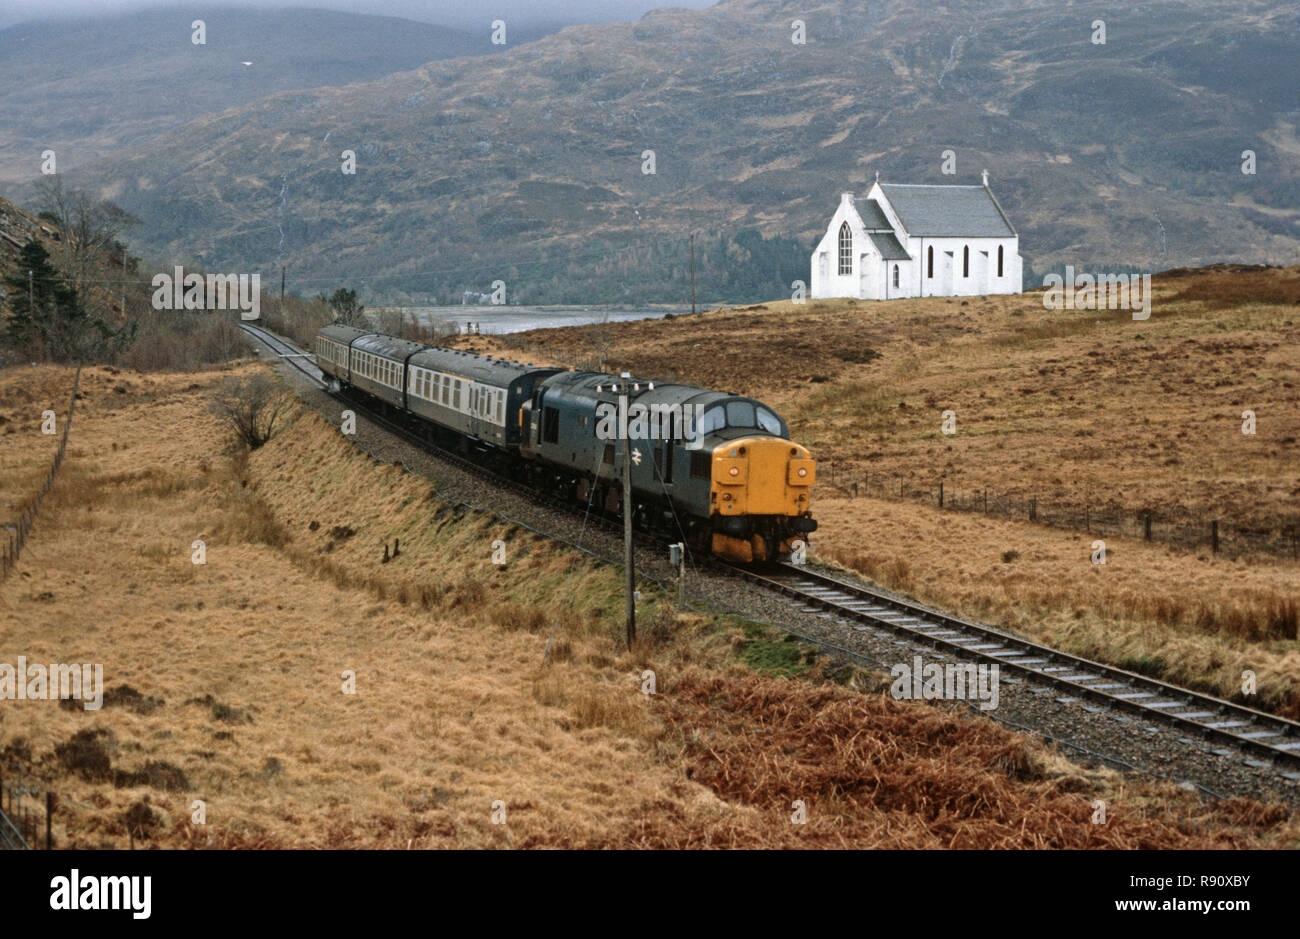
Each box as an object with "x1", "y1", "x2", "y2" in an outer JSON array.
[
  {"x1": 0, "y1": 6, "x2": 486, "y2": 182},
  {"x1": 12, "y1": 0, "x2": 1298, "y2": 302}
]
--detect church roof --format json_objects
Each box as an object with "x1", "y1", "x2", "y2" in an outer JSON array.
[
  {"x1": 868, "y1": 231, "x2": 911, "y2": 260},
  {"x1": 879, "y1": 183, "x2": 1016, "y2": 238},
  {"x1": 855, "y1": 199, "x2": 893, "y2": 230}
]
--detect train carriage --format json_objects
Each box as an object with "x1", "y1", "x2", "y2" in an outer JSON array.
[
  {"x1": 314, "y1": 324, "x2": 372, "y2": 383},
  {"x1": 404, "y1": 346, "x2": 560, "y2": 449}
]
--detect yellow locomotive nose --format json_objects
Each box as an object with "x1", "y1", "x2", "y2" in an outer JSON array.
[
  {"x1": 711, "y1": 438, "x2": 814, "y2": 515},
  {"x1": 709, "y1": 438, "x2": 816, "y2": 562}
]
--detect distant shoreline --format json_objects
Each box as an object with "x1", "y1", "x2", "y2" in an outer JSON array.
[{"x1": 367, "y1": 304, "x2": 707, "y2": 335}]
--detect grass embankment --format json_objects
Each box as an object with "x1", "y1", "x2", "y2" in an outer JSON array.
[{"x1": 0, "y1": 360, "x2": 1296, "y2": 848}]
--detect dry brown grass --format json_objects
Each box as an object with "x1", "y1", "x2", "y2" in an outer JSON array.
[
  {"x1": 1, "y1": 357, "x2": 1297, "y2": 849},
  {"x1": 556, "y1": 671, "x2": 1299, "y2": 849},
  {"x1": 815, "y1": 497, "x2": 1300, "y2": 717}
]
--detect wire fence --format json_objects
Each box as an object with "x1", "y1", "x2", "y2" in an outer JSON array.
[
  {"x1": 818, "y1": 460, "x2": 1300, "y2": 562},
  {"x1": 0, "y1": 762, "x2": 55, "y2": 850},
  {"x1": 0, "y1": 366, "x2": 80, "y2": 581}
]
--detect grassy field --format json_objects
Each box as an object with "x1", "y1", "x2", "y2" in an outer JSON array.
[
  {"x1": 2, "y1": 360, "x2": 1297, "y2": 847},
  {"x1": 464, "y1": 265, "x2": 1300, "y2": 716}
]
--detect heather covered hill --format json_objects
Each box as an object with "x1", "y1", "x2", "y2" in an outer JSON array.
[
  {"x1": 0, "y1": 6, "x2": 486, "y2": 182},
  {"x1": 11, "y1": 0, "x2": 1296, "y2": 303}
]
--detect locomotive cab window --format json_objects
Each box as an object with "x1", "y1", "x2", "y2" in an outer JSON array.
[
  {"x1": 698, "y1": 406, "x2": 724, "y2": 437},
  {"x1": 725, "y1": 401, "x2": 756, "y2": 429}
]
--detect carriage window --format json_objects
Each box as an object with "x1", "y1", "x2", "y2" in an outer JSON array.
[{"x1": 453, "y1": 380, "x2": 461, "y2": 410}]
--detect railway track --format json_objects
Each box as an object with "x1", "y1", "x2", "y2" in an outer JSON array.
[
  {"x1": 721, "y1": 561, "x2": 1300, "y2": 773},
  {"x1": 240, "y1": 322, "x2": 1300, "y2": 780}
]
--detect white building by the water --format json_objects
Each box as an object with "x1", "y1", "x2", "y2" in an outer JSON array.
[{"x1": 810, "y1": 172, "x2": 1023, "y2": 300}]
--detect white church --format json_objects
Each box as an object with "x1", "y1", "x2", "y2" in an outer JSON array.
[{"x1": 810, "y1": 172, "x2": 1023, "y2": 300}]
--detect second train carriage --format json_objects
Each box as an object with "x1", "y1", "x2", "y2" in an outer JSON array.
[{"x1": 315, "y1": 324, "x2": 559, "y2": 450}]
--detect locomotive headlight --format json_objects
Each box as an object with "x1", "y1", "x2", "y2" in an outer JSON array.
[
  {"x1": 729, "y1": 467, "x2": 739, "y2": 477},
  {"x1": 797, "y1": 467, "x2": 807, "y2": 478}
]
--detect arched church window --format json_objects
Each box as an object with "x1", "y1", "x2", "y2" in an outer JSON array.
[{"x1": 838, "y1": 223, "x2": 852, "y2": 275}]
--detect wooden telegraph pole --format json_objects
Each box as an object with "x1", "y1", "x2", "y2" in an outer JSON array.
[
  {"x1": 597, "y1": 371, "x2": 652, "y2": 650},
  {"x1": 689, "y1": 233, "x2": 696, "y2": 315}
]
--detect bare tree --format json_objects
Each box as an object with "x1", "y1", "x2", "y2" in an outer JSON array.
[
  {"x1": 36, "y1": 176, "x2": 139, "y2": 309},
  {"x1": 580, "y1": 312, "x2": 614, "y2": 372},
  {"x1": 209, "y1": 374, "x2": 296, "y2": 449}
]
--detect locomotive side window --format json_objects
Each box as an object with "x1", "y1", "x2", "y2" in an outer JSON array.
[
  {"x1": 756, "y1": 407, "x2": 782, "y2": 435},
  {"x1": 542, "y1": 407, "x2": 560, "y2": 444},
  {"x1": 697, "y1": 406, "x2": 724, "y2": 436},
  {"x1": 690, "y1": 451, "x2": 711, "y2": 480}
]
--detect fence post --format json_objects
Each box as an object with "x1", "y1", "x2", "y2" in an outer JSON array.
[
  {"x1": 1144, "y1": 513, "x2": 1152, "y2": 541},
  {"x1": 1029, "y1": 497, "x2": 1037, "y2": 522},
  {"x1": 45, "y1": 790, "x2": 53, "y2": 850},
  {"x1": 938, "y1": 481, "x2": 944, "y2": 508},
  {"x1": 1211, "y1": 519, "x2": 1219, "y2": 555}
]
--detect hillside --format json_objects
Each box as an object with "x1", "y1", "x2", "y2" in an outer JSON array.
[
  {"x1": 8, "y1": 0, "x2": 1297, "y2": 303},
  {"x1": 0, "y1": 6, "x2": 486, "y2": 183},
  {"x1": 0, "y1": 192, "x2": 59, "y2": 271}
]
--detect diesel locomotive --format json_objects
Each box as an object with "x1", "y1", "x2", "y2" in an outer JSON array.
[{"x1": 314, "y1": 323, "x2": 817, "y2": 562}]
